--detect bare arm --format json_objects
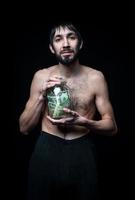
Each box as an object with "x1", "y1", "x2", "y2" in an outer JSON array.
[
  {"x1": 85, "y1": 72, "x2": 117, "y2": 135},
  {"x1": 19, "y1": 72, "x2": 62, "y2": 135},
  {"x1": 19, "y1": 70, "x2": 46, "y2": 134}
]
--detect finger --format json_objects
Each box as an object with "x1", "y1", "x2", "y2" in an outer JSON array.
[
  {"x1": 47, "y1": 115, "x2": 62, "y2": 123},
  {"x1": 42, "y1": 81, "x2": 60, "y2": 91},
  {"x1": 48, "y1": 76, "x2": 64, "y2": 82},
  {"x1": 48, "y1": 79, "x2": 61, "y2": 82},
  {"x1": 48, "y1": 76, "x2": 66, "y2": 85},
  {"x1": 52, "y1": 75, "x2": 64, "y2": 80},
  {"x1": 65, "y1": 117, "x2": 75, "y2": 122},
  {"x1": 46, "y1": 82, "x2": 60, "y2": 89},
  {"x1": 47, "y1": 116, "x2": 57, "y2": 124},
  {"x1": 63, "y1": 108, "x2": 71, "y2": 112},
  {"x1": 63, "y1": 108, "x2": 79, "y2": 117},
  {"x1": 47, "y1": 116, "x2": 64, "y2": 125},
  {"x1": 46, "y1": 115, "x2": 53, "y2": 121}
]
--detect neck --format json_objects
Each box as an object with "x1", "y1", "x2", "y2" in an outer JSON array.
[{"x1": 58, "y1": 60, "x2": 81, "y2": 78}]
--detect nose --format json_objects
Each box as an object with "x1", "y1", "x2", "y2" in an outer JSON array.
[{"x1": 63, "y1": 38, "x2": 70, "y2": 47}]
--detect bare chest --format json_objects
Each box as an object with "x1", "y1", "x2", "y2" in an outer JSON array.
[{"x1": 66, "y1": 78, "x2": 95, "y2": 112}]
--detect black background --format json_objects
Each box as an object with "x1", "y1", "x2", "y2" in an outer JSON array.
[{"x1": 13, "y1": 8, "x2": 134, "y2": 200}]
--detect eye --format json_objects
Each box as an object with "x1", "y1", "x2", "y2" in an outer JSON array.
[
  {"x1": 54, "y1": 38, "x2": 61, "y2": 42},
  {"x1": 69, "y1": 36, "x2": 76, "y2": 40}
]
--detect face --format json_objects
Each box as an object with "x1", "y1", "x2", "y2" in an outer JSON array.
[{"x1": 50, "y1": 27, "x2": 82, "y2": 65}]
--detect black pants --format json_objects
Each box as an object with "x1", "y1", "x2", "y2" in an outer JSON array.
[{"x1": 27, "y1": 132, "x2": 98, "y2": 200}]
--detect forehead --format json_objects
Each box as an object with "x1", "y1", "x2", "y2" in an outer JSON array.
[{"x1": 54, "y1": 27, "x2": 76, "y2": 37}]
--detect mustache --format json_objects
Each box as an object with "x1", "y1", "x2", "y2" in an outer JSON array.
[{"x1": 60, "y1": 49, "x2": 74, "y2": 54}]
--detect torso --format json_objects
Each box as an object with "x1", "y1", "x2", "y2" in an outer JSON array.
[{"x1": 41, "y1": 65, "x2": 98, "y2": 139}]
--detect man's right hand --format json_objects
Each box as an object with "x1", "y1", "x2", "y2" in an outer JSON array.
[{"x1": 39, "y1": 76, "x2": 66, "y2": 100}]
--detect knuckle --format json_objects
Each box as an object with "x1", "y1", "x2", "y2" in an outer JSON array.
[{"x1": 63, "y1": 119, "x2": 66, "y2": 123}]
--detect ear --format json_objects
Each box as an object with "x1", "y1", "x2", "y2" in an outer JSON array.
[
  {"x1": 79, "y1": 40, "x2": 83, "y2": 50},
  {"x1": 49, "y1": 44, "x2": 55, "y2": 54}
]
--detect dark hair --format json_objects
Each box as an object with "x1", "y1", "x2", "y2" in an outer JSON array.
[{"x1": 49, "y1": 22, "x2": 83, "y2": 47}]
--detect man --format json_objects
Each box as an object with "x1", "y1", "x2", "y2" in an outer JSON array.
[{"x1": 19, "y1": 22, "x2": 117, "y2": 200}]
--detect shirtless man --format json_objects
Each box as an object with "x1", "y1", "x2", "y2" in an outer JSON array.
[{"x1": 19, "y1": 22, "x2": 117, "y2": 200}]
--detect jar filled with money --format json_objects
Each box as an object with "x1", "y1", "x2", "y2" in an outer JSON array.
[{"x1": 47, "y1": 82, "x2": 72, "y2": 119}]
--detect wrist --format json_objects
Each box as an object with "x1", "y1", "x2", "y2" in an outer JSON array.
[
  {"x1": 84, "y1": 118, "x2": 95, "y2": 130},
  {"x1": 38, "y1": 94, "x2": 46, "y2": 101}
]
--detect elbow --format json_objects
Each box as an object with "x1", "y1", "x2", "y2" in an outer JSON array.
[
  {"x1": 110, "y1": 123, "x2": 118, "y2": 136},
  {"x1": 19, "y1": 124, "x2": 29, "y2": 135},
  {"x1": 111, "y1": 128, "x2": 117, "y2": 135},
  {"x1": 19, "y1": 118, "x2": 29, "y2": 135},
  {"x1": 107, "y1": 117, "x2": 118, "y2": 135}
]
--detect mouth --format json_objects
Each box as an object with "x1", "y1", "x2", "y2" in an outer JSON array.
[{"x1": 61, "y1": 51, "x2": 74, "y2": 56}]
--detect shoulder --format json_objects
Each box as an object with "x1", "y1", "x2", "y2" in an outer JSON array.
[
  {"x1": 33, "y1": 65, "x2": 57, "y2": 80},
  {"x1": 83, "y1": 65, "x2": 105, "y2": 81}
]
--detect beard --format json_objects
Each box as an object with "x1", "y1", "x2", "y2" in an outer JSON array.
[
  {"x1": 56, "y1": 54, "x2": 77, "y2": 65},
  {"x1": 55, "y1": 48, "x2": 80, "y2": 66}
]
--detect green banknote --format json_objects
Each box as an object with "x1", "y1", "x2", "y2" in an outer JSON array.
[{"x1": 47, "y1": 86, "x2": 71, "y2": 118}]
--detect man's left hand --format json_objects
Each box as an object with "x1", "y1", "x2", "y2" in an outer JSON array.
[{"x1": 47, "y1": 108, "x2": 87, "y2": 126}]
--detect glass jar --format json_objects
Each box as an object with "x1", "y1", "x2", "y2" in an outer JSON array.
[{"x1": 47, "y1": 83, "x2": 72, "y2": 119}]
